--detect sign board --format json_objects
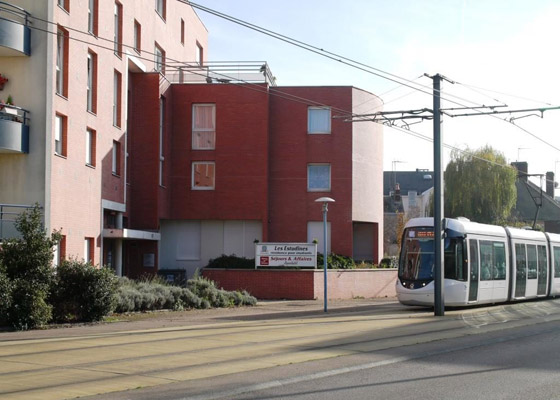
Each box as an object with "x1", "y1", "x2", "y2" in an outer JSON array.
[{"x1": 255, "y1": 243, "x2": 317, "y2": 268}]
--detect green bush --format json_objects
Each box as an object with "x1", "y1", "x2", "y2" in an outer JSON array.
[
  {"x1": 0, "y1": 268, "x2": 13, "y2": 324},
  {"x1": 51, "y1": 260, "x2": 118, "y2": 323},
  {"x1": 187, "y1": 276, "x2": 257, "y2": 307},
  {"x1": 205, "y1": 254, "x2": 255, "y2": 269},
  {"x1": 8, "y1": 280, "x2": 52, "y2": 330},
  {"x1": 317, "y1": 253, "x2": 356, "y2": 269}
]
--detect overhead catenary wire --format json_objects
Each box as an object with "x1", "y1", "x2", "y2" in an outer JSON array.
[
  {"x1": 25, "y1": 9, "x2": 558, "y2": 187},
  {"x1": 183, "y1": 0, "x2": 560, "y2": 158}
]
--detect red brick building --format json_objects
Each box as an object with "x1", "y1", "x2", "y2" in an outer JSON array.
[{"x1": 124, "y1": 73, "x2": 384, "y2": 278}]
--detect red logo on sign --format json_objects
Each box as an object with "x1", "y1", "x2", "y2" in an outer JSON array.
[{"x1": 260, "y1": 256, "x2": 269, "y2": 266}]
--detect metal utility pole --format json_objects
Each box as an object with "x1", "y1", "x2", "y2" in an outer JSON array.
[
  {"x1": 432, "y1": 74, "x2": 445, "y2": 316},
  {"x1": 343, "y1": 75, "x2": 560, "y2": 317}
]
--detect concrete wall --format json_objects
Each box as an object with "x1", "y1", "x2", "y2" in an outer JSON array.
[{"x1": 203, "y1": 268, "x2": 398, "y2": 300}]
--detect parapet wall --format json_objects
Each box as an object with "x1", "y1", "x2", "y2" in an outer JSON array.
[{"x1": 202, "y1": 269, "x2": 397, "y2": 300}]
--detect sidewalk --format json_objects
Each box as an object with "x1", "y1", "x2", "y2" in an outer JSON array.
[{"x1": 0, "y1": 297, "x2": 402, "y2": 340}]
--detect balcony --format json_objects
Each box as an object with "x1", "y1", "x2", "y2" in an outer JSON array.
[
  {"x1": 0, "y1": 2, "x2": 31, "y2": 56},
  {"x1": 0, "y1": 204, "x2": 34, "y2": 241},
  {"x1": 164, "y1": 61, "x2": 277, "y2": 86},
  {"x1": 0, "y1": 104, "x2": 29, "y2": 153}
]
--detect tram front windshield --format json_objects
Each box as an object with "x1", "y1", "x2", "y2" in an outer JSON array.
[
  {"x1": 399, "y1": 227, "x2": 467, "y2": 283},
  {"x1": 399, "y1": 228, "x2": 435, "y2": 281}
]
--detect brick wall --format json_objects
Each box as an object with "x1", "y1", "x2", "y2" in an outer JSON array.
[{"x1": 202, "y1": 269, "x2": 397, "y2": 300}]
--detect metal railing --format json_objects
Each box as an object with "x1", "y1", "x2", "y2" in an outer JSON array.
[
  {"x1": 0, "y1": 203, "x2": 34, "y2": 240},
  {"x1": 0, "y1": 1, "x2": 31, "y2": 26},
  {"x1": 164, "y1": 61, "x2": 277, "y2": 86},
  {"x1": 0, "y1": 104, "x2": 30, "y2": 125}
]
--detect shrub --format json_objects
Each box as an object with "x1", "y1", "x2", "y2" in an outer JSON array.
[
  {"x1": 205, "y1": 254, "x2": 255, "y2": 269},
  {"x1": 187, "y1": 275, "x2": 256, "y2": 307},
  {"x1": 8, "y1": 280, "x2": 52, "y2": 330},
  {"x1": 317, "y1": 253, "x2": 356, "y2": 269},
  {"x1": 0, "y1": 268, "x2": 13, "y2": 324},
  {"x1": 51, "y1": 260, "x2": 118, "y2": 323}
]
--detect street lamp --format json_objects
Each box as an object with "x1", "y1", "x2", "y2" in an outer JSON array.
[{"x1": 315, "y1": 197, "x2": 335, "y2": 313}]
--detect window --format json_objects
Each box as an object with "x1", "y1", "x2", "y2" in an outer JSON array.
[
  {"x1": 56, "y1": 27, "x2": 68, "y2": 97},
  {"x1": 444, "y1": 238, "x2": 467, "y2": 281},
  {"x1": 480, "y1": 241, "x2": 506, "y2": 281},
  {"x1": 114, "y1": 2, "x2": 123, "y2": 57},
  {"x1": 85, "y1": 128, "x2": 96, "y2": 166},
  {"x1": 159, "y1": 97, "x2": 165, "y2": 186},
  {"x1": 112, "y1": 140, "x2": 121, "y2": 175},
  {"x1": 134, "y1": 20, "x2": 141, "y2": 53},
  {"x1": 84, "y1": 237, "x2": 94, "y2": 264},
  {"x1": 113, "y1": 70, "x2": 122, "y2": 127},
  {"x1": 54, "y1": 114, "x2": 67, "y2": 156},
  {"x1": 308, "y1": 107, "x2": 331, "y2": 134},
  {"x1": 527, "y1": 245, "x2": 537, "y2": 279},
  {"x1": 192, "y1": 104, "x2": 215, "y2": 150},
  {"x1": 57, "y1": 0, "x2": 69, "y2": 12},
  {"x1": 154, "y1": 43, "x2": 165, "y2": 73},
  {"x1": 181, "y1": 18, "x2": 185, "y2": 45},
  {"x1": 515, "y1": 243, "x2": 527, "y2": 297},
  {"x1": 87, "y1": 50, "x2": 97, "y2": 113},
  {"x1": 196, "y1": 42, "x2": 203, "y2": 65},
  {"x1": 54, "y1": 236, "x2": 66, "y2": 267},
  {"x1": 307, "y1": 164, "x2": 331, "y2": 191},
  {"x1": 537, "y1": 245, "x2": 548, "y2": 295},
  {"x1": 88, "y1": 0, "x2": 98, "y2": 35},
  {"x1": 554, "y1": 247, "x2": 560, "y2": 278},
  {"x1": 156, "y1": 0, "x2": 166, "y2": 19},
  {"x1": 192, "y1": 162, "x2": 215, "y2": 190}
]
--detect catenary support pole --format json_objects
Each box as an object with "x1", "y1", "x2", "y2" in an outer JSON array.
[{"x1": 433, "y1": 74, "x2": 445, "y2": 316}]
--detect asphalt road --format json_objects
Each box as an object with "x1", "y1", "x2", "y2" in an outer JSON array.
[
  {"x1": 3, "y1": 298, "x2": 560, "y2": 400},
  {"x1": 225, "y1": 320, "x2": 560, "y2": 400}
]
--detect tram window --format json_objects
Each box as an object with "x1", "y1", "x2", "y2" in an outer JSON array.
[
  {"x1": 479, "y1": 240, "x2": 506, "y2": 281},
  {"x1": 399, "y1": 228, "x2": 435, "y2": 281},
  {"x1": 537, "y1": 245, "x2": 547, "y2": 276},
  {"x1": 480, "y1": 241, "x2": 493, "y2": 281},
  {"x1": 555, "y1": 247, "x2": 560, "y2": 278},
  {"x1": 515, "y1": 243, "x2": 527, "y2": 280},
  {"x1": 444, "y1": 238, "x2": 467, "y2": 281},
  {"x1": 493, "y1": 242, "x2": 506, "y2": 280},
  {"x1": 527, "y1": 245, "x2": 537, "y2": 279}
]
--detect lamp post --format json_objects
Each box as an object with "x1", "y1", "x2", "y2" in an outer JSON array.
[{"x1": 315, "y1": 197, "x2": 335, "y2": 313}]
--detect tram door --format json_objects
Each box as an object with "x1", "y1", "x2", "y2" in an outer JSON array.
[{"x1": 468, "y1": 239, "x2": 479, "y2": 302}]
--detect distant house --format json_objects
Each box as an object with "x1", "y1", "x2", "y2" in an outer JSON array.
[
  {"x1": 383, "y1": 169, "x2": 434, "y2": 256},
  {"x1": 511, "y1": 162, "x2": 560, "y2": 233}
]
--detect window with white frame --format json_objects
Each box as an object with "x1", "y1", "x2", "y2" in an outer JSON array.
[
  {"x1": 56, "y1": 27, "x2": 67, "y2": 96},
  {"x1": 113, "y1": 70, "x2": 122, "y2": 127},
  {"x1": 307, "y1": 164, "x2": 331, "y2": 191},
  {"x1": 154, "y1": 43, "x2": 165, "y2": 73},
  {"x1": 192, "y1": 162, "x2": 215, "y2": 190},
  {"x1": 86, "y1": 128, "x2": 95, "y2": 166},
  {"x1": 308, "y1": 107, "x2": 331, "y2": 134},
  {"x1": 156, "y1": 0, "x2": 166, "y2": 19},
  {"x1": 192, "y1": 104, "x2": 215, "y2": 150},
  {"x1": 114, "y1": 2, "x2": 122, "y2": 56},
  {"x1": 84, "y1": 237, "x2": 94, "y2": 264},
  {"x1": 86, "y1": 50, "x2": 97, "y2": 113},
  {"x1": 54, "y1": 114, "x2": 66, "y2": 156},
  {"x1": 88, "y1": 0, "x2": 97, "y2": 35},
  {"x1": 112, "y1": 140, "x2": 121, "y2": 175}
]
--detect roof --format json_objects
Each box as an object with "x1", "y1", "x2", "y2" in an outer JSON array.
[
  {"x1": 383, "y1": 170, "x2": 434, "y2": 196},
  {"x1": 514, "y1": 179, "x2": 560, "y2": 222}
]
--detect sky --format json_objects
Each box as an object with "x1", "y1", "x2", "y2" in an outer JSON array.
[{"x1": 191, "y1": 0, "x2": 560, "y2": 196}]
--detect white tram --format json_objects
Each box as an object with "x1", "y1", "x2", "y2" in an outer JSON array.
[{"x1": 397, "y1": 217, "x2": 560, "y2": 306}]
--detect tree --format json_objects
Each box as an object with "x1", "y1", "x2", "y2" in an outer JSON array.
[
  {"x1": 444, "y1": 146, "x2": 517, "y2": 224},
  {"x1": 0, "y1": 205, "x2": 61, "y2": 329}
]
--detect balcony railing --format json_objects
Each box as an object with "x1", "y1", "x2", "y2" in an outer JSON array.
[
  {"x1": 0, "y1": 2, "x2": 32, "y2": 56},
  {"x1": 0, "y1": 104, "x2": 30, "y2": 153},
  {"x1": 0, "y1": 204, "x2": 34, "y2": 241},
  {"x1": 164, "y1": 61, "x2": 277, "y2": 86}
]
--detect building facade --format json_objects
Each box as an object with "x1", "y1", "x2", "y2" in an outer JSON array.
[
  {"x1": 1, "y1": 1, "x2": 384, "y2": 278},
  {"x1": 0, "y1": 0, "x2": 208, "y2": 274}
]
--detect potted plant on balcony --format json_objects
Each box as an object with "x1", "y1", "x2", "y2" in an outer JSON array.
[{"x1": 0, "y1": 74, "x2": 8, "y2": 91}]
